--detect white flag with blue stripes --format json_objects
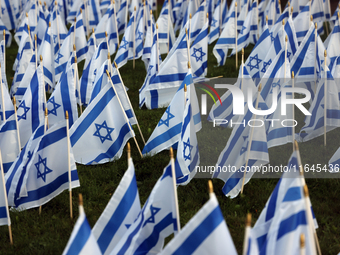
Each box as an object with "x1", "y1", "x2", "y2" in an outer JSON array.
[
  {"x1": 0, "y1": 18, "x2": 12, "y2": 47},
  {"x1": 110, "y1": 161, "x2": 178, "y2": 255},
  {"x1": 83, "y1": 32, "x2": 97, "y2": 70},
  {"x1": 0, "y1": 147, "x2": 10, "y2": 227},
  {"x1": 0, "y1": 115, "x2": 20, "y2": 174},
  {"x1": 70, "y1": 82, "x2": 135, "y2": 165},
  {"x1": 0, "y1": 72, "x2": 14, "y2": 125},
  {"x1": 213, "y1": 91, "x2": 269, "y2": 198},
  {"x1": 144, "y1": 29, "x2": 188, "y2": 109},
  {"x1": 13, "y1": 120, "x2": 80, "y2": 210},
  {"x1": 80, "y1": 40, "x2": 108, "y2": 105},
  {"x1": 0, "y1": 0, "x2": 16, "y2": 30},
  {"x1": 116, "y1": 0, "x2": 128, "y2": 35},
  {"x1": 54, "y1": 11, "x2": 88, "y2": 82},
  {"x1": 47, "y1": 57, "x2": 78, "y2": 128},
  {"x1": 14, "y1": 2, "x2": 37, "y2": 45},
  {"x1": 298, "y1": 71, "x2": 340, "y2": 142},
  {"x1": 93, "y1": 158, "x2": 141, "y2": 255},
  {"x1": 249, "y1": 151, "x2": 317, "y2": 255},
  {"x1": 160, "y1": 193, "x2": 237, "y2": 255},
  {"x1": 17, "y1": 65, "x2": 45, "y2": 148},
  {"x1": 188, "y1": 0, "x2": 206, "y2": 43},
  {"x1": 5, "y1": 125, "x2": 45, "y2": 207},
  {"x1": 213, "y1": 2, "x2": 236, "y2": 66},
  {"x1": 326, "y1": 19, "x2": 340, "y2": 71},
  {"x1": 94, "y1": 3, "x2": 119, "y2": 54},
  {"x1": 48, "y1": 4, "x2": 68, "y2": 55},
  {"x1": 208, "y1": 0, "x2": 227, "y2": 44},
  {"x1": 62, "y1": 203, "x2": 101, "y2": 255},
  {"x1": 190, "y1": 18, "x2": 208, "y2": 78}
]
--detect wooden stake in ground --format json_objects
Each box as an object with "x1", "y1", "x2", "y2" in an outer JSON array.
[
  {"x1": 0, "y1": 149, "x2": 13, "y2": 245},
  {"x1": 169, "y1": 147, "x2": 181, "y2": 233},
  {"x1": 113, "y1": 62, "x2": 146, "y2": 144},
  {"x1": 106, "y1": 70, "x2": 143, "y2": 158},
  {"x1": 242, "y1": 213, "x2": 252, "y2": 255},
  {"x1": 66, "y1": 111, "x2": 73, "y2": 219},
  {"x1": 240, "y1": 84, "x2": 261, "y2": 195}
]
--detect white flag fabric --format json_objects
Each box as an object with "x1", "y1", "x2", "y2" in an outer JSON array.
[
  {"x1": 93, "y1": 158, "x2": 141, "y2": 255},
  {"x1": 110, "y1": 161, "x2": 178, "y2": 255},
  {"x1": 0, "y1": 148, "x2": 10, "y2": 227},
  {"x1": 70, "y1": 82, "x2": 135, "y2": 165},
  {"x1": 160, "y1": 193, "x2": 237, "y2": 255},
  {"x1": 13, "y1": 120, "x2": 80, "y2": 210},
  {"x1": 62, "y1": 204, "x2": 102, "y2": 255}
]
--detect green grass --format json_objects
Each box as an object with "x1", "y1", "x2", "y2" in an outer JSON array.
[{"x1": 0, "y1": 32, "x2": 340, "y2": 255}]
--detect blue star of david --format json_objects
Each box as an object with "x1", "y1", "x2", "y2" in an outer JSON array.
[
  {"x1": 17, "y1": 100, "x2": 30, "y2": 121},
  {"x1": 55, "y1": 52, "x2": 63, "y2": 64},
  {"x1": 136, "y1": 30, "x2": 143, "y2": 41},
  {"x1": 240, "y1": 136, "x2": 248, "y2": 155},
  {"x1": 93, "y1": 120, "x2": 114, "y2": 143},
  {"x1": 117, "y1": 18, "x2": 121, "y2": 27},
  {"x1": 211, "y1": 18, "x2": 217, "y2": 27},
  {"x1": 120, "y1": 38, "x2": 129, "y2": 50},
  {"x1": 1, "y1": 7, "x2": 5, "y2": 15},
  {"x1": 240, "y1": 25, "x2": 246, "y2": 35},
  {"x1": 270, "y1": 79, "x2": 281, "y2": 94},
  {"x1": 35, "y1": 154, "x2": 53, "y2": 182},
  {"x1": 183, "y1": 137, "x2": 193, "y2": 161},
  {"x1": 53, "y1": 34, "x2": 58, "y2": 44},
  {"x1": 143, "y1": 205, "x2": 161, "y2": 227},
  {"x1": 286, "y1": 51, "x2": 291, "y2": 59},
  {"x1": 47, "y1": 96, "x2": 61, "y2": 116},
  {"x1": 158, "y1": 107, "x2": 175, "y2": 127},
  {"x1": 191, "y1": 47, "x2": 206, "y2": 62},
  {"x1": 125, "y1": 224, "x2": 131, "y2": 229},
  {"x1": 58, "y1": 3, "x2": 63, "y2": 12},
  {"x1": 269, "y1": 32, "x2": 275, "y2": 41},
  {"x1": 247, "y1": 54, "x2": 262, "y2": 71},
  {"x1": 147, "y1": 64, "x2": 153, "y2": 74},
  {"x1": 261, "y1": 59, "x2": 272, "y2": 73},
  {"x1": 94, "y1": 68, "x2": 97, "y2": 76}
]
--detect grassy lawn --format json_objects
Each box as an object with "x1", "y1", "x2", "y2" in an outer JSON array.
[{"x1": 0, "y1": 29, "x2": 339, "y2": 255}]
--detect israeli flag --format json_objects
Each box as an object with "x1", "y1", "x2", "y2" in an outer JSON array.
[
  {"x1": 80, "y1": 40, "x2": 108, "y2": 105},
  {"x1": 0, "y1": 116, "x2": 20, "y2": 173},
  {"x1": 213, "y1": 89, "x2": 269, "y2": 198},
  {"x1": 14, "y1": 2, "x2": 37, "y2": 45},
  {"x1": 116, "y1": 0, "x2": 128, "y2": 35},
  {"x1": 213, "y1": 1, "x2": 236, "y2": 66},
  {"x1": 62, "y1": 203, "x2": 101, "y2": 255},
  {"x1": 0, "y1": 66, "x2": 14, "y2": 124},
  {"x1": 141, "y1": 15, "x2": 156, "y2": 69},
  {"x1": 298, "y1": 71, "x2": 340, "y2": 142},
  {"x1": 326, "y1": 20, "x2": 340, "y2": 71},
  {"x1": 188, "y1": 0, "x2": 206, "y2": 43},
  {"x1": 208, "y1": 0, "x2": 227, "y2": 44},
  {"x1": 35, "y1": 5, "x2": 49, "y2": 50},
  {"x1": 13, "y1": 120, "x2": 80, "y2": 210},
  {"x1": 5, "y1": 125, "x2": 45, "y2": 207},
  {"x1": 93, "y1": 158, "x2": 141, "y2": 255},
  {"x1": 54, "y1": 11, "x2": 88, "y2": 82},
  {"x1": 0, "y1": 0, "x2": 16, "y2": 30},
  {"x1": 17, "y1": 65, "x2": 45, "y2": 148},
  {"x1": 0, "y1": 148, "x2": 11, "y2": 227},
  {"x1": 47, "y1": 57, "x2": 78, "y2": 128},
  {"x1": 190, "y1": 18, "x2": 208, "y2": 78},
  {"x1": 70, "y1": 82, "x2": 135, "y2": 165},
  {"x1": 110, "y1": 162, "x2": 178, "y2": 255},
  {"x1": 249, "y1": 151, "x2": 318, "y2": 255},
  {"x1": 48, "y1": 3, "x2": 68, "y2": 55},
  {"x1": 83, "y1": 32, "x2": 97, "y2": 70},
  {"x1": 160, "y1": 193, "x2": 237, "y2": 255},
  {"x1": 0, "y1": 18, "x2": 12, "y2": 47}
]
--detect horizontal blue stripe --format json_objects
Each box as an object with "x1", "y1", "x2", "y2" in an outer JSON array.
[
  {"x1": 277, "y1": 210, "x2": 306, "y2": 240},
  {"x1": 64, "y1": 217, "x2": 91, "y2": 255}
]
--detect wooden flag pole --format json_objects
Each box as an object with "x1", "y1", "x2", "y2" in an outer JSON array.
[
  {"x1": 240, "y1": 84, "x2": 261, "y2": 195},
  {"x1": 127, "y1": 142, "x2": 131, "y2": 166},
  {"x1": 27, "y1": 25, "x2": 34, "y2": 58},
  {"x1": 314, "y1": 21, "x2": 317, "y2": 93},
  {"x1": 208, "y1": 180, "x2": 213, "y2": 196},
  {"x1": 185, "y1": 28, "x2": 190, "y2": 61},
  {"x1": 241, "y1": 48, "x2": 244, "y2": 91},
  {"x1": 167, "y1": 0, "x2": 170, "y2": 54},
  {"x1": 0, "y1": 63, "x2": 5, "y2": 122},
  {"x1": 3, "y1": 30, "x2": 5, "y2": 74},
  {"x1": 219, "y1": 0, "x2": 223, "y2": 35},
  {"x1": 292, "y1": 71, "x2": 295, "y2": 152},
  {"x1": 235, "y1": 2, "x2": 238, "y2": 69},
  {"x1": 278, "y1": 0, "x2": 282, "y2": 15},
  {"x1": 242, "y1": 213, "x2": 252, "y2": 255},
  {"x1": 256, "y1": 0, "x2": 259, "y2": 39},
  {"x1": 74, "y1": 53, "x2": 83, "y2": 115},
  {"x1": 114, "y1": 61, "x2": 146, "y2": 144},
  {"x1": 284, "y1": 35, "x2": 287, "y2": 84},
  {"x1": 106, "y1": 70, "x2": 143, "y2": 158},
  {"x1": 266, "y1": 15, "x2": 268, "y2": 26},
  {"x1": 55, "y1": 1, "x2": 61, "y2": 50},
  {"x1": 170, "y1": 147, "x2": 181, "y2": 233},
  {"x1": 324, "y1": 50, "x2": 327, "y2": 147},
  {"x1": 287, "y1": 2, "x2": 290, "y2": 17},
  {"x1": 113, "y1": 0, "x2": 120, "y2": 48},
  {"x1": 133, "y1": 6, "x2": 136, "y2": 70},
  {"x1": 0, "y1": 149, "x2": 13, "y2": 245},
  {"x1": 66, "y1": 111, "x2": 73, "y2": 219},
  {"x1": 83, "y1": 0, "x2": 90, "y2": 37},
  {"x1": 105, "y1": 31, "x2": 110, "y2": 56},
  {"x1": 189, "y1": 13, "x2": 192, "y2": 44},
  {"x1": 300, "y1": 234, "x2": 305, "y2": 255},
  {"x1": 34, "y1": 34, "x2": 38, "y2": 68},
  {"x1": 13, "y1": 97, "x2": 21, "y2": 151},
  {"x1": 92, "y1": 28, "x2": 97, "y2": 49},
  {"x1": 156, "y1": 24, "x2": 160, "y2": 72},
  {"x1": 40, "y1": 56, "x2": 48, "y2": 109},
  {"x1": 184, "y1": 83, "x2": 187, "y2": 105},
  {"x1": 73, "y1": 16, "x2": 77, "y2": 46},
  {"x1": 294, "y1": 141, "x2": 322, "y2": 255}
]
